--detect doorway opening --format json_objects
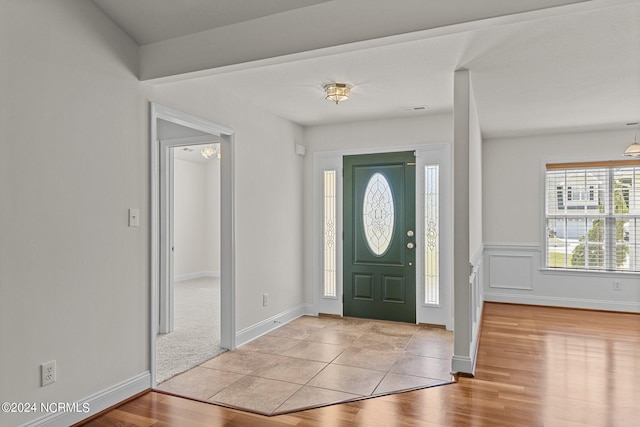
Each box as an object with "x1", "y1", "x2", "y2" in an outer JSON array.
[
  {"x1": 314, "y1": 145, "x2": 452, "y2": 328},
  {"x1": 150, "y1": 104, "x2": 235, "y2": 387}
]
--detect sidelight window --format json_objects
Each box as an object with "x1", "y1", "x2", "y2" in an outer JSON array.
[
  {"x1": 323, "y1": 170, "x2": 337, "y2": 297},
  {"x1": 424, "y1": 165, "x2": 440, "y2": 305}
]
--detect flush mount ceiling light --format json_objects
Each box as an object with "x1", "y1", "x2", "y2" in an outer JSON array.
[{"x1": 324, "y1": 83, "x2": 350, "y2": 104}]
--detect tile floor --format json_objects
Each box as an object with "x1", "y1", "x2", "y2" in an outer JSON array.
[{"x1": 157, "y1": 315, "x2": 454, "y2": 415}]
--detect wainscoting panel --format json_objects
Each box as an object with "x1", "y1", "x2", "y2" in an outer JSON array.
[
  {"x1": 483, "y1": 244, "x2": 640, "y2": 313},
  {"x1": 489, "y1": 254, "x2": 533, "y2": 290}
]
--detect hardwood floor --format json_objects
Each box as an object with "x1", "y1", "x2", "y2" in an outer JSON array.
[{"x1": 81, "y1": 303, "x2": 640, "y2": 426}]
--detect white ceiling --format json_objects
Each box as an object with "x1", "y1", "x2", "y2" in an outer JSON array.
[
  {"x1": 90, "y1": 0, "x2": 333, "y2": 45},
  {"x1": 93, "y1": 0, "x2": 640, "y2": 138}
]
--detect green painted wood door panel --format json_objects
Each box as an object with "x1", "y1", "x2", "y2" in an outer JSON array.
[{"x1": 343, "y1": 152, "x2": 416, "y2": 323}]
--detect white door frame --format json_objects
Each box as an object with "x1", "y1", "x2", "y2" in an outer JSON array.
[
  {"x1": 313, "y1": 143, "x2": 453, "y2": 328},
  {"x1": 150, "y1": 103, "x2": 236, "y2": 386}
]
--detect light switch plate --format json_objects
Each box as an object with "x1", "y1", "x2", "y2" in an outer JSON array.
[{"x1": 128, "y1": 208, "x2": 140, "y2": 227}]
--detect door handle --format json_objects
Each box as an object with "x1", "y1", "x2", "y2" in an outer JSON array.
[
  {"x1": 407, "y1": 230, "x2": 414, "y2": 237},
  {"x1": 407, "y1": 242, "x2": 414, "y2": 249}
]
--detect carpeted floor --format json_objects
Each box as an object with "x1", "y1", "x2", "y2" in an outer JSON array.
[{"x1": 156, "y1": 277, "x2": 226, "y2": 383}]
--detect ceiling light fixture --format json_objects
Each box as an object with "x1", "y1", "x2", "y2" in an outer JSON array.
[
  {"x1": 623, "y1": 122, "x2": 640, "y2": 158},
  {"x1": 201, "y1": 145, "x2": 220, "y2": 160},
  {"x1": 623, "y1": 134, "x2": 640, "y2": 158},
  {"x1": 324, "y1": 83, "x2": 350, "y2": 104}
]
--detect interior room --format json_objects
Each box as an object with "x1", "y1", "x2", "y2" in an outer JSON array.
[{"x1": 1, "y1": 1, "x2": 638, "y2": 426}]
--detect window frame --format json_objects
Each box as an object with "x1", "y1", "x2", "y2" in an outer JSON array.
[{"x1": 543, "y1": 159, "x2": 640, "y2": 274}]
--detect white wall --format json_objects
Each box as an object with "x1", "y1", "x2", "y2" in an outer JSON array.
[
  {"x1": 0, "y1": 1, "x2": 148, "y2": 426},
  {"x1": 173, "y1": 158, "x2": 220, "y2": 279},
  {"x1": 483, "y1": 129, "x2": 640, "y2": 312},
  {"x1": 151, "y1": 81, "x2": 306, "y2": 332},
  {"x1": 468, "y1": 84, "x2": 483, "y2": 259},
  {"x1": 0, "y1": 2, "x2": 305, "y2": 425}
]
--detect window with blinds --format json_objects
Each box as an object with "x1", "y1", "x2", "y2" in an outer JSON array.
[{"x1": 545, "y1": 161, "x2": 640, "y2": 272}]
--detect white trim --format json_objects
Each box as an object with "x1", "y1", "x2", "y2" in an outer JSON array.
[
  {"x1": 539, "y1": 268, "x2": 640, "y2": 279},
  {"x1": 235, "y1": 304, "x2": 314, "y2": 347},
  {"x1": 152, "y1": 104, "x2": 233, "y2": 136},
  {"x1": 150, "y1": 103, "x2": 236, "y2": 389},
  {"x1": 470, "y1": 243, "x2": 485, "y2": 266},
  {"x1": 484, "y1": 243, "x2": 541, "y2": 252},
  {"x1": 451, "y1": 355, "x2": 474, "y2": 375},
  {"x1": 483, "y1": 292, "x2": 640, "y2": 313},
  {"x1": 18, "y1": 372, "x2": 150, "y2": 427},
  {"x1": 174, "y1": 271, "x2": 221, "y2": 282}
]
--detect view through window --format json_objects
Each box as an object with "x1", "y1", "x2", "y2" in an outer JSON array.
[{"x1": 545, "y1": 161, "x2": 640, "y2": 272}]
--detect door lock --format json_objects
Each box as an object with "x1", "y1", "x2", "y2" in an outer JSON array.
[
  {"x1": 407, "y1": 242, "x2": 414, "y2": 249},
  {"x1": 407, "y1": 230, "x2": 414, "y2": 237}
]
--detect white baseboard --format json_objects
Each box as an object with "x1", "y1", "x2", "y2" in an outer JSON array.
[
  {"x1": 451, "y1": 355, "x2": 474, "y2": 375},
  {"x1": 484, "y1": 292, "x2": 640, "y2": 313},
  {"x1": 174, "y1": 271, "x2": 220, "y2": 282},
  {"x1": 236, "y1": 303, "x2": 314, "y2": 347},
  {"x1": 19, "y1": 372, "x2": 150, "y2": 427}
]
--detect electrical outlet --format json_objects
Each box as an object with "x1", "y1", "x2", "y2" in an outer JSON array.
[
  {"x1": 41, "y1": 360, "x2": 56, "y2": 386},
  {"x1": 263, "y1": 293, "x2": 269, "y2": 306},
  {"x1": 613, "y1": 280, "x2": 622, "y2": 291}
]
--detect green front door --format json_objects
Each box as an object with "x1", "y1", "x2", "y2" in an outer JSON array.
[{"x1": 343, "y1": 152, "x2": 416, "y2": 323}]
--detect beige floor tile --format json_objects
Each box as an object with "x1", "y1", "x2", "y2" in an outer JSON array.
[
  {"x1": 390, "y1": 353, "x2": 452, "y2": 381},
  {"x1": 284, "y1": 340, "x2": 347, "y2": 362},
  {"x1": 237, "y1": 335, "x2": 300, "y2": 355},
  {"x1": 276, "y1": 386, "x2": 361, "y2": 413},
  {"x1": 413, "y1": 327, "x2": 454, "y2": 342},
  {"x1": 374, "y1": 372, "x2": 447, "y2": 395},
  {"x1": 404, "y1": 337, "x2": 453, "y2": 358},
  {"x1": 289, "y1": 315, "x2": 336, "y2": 328},
  {"x1": 307, "y1": 364, "x2": 386, "y2": 396},
  {"x1": 369, "y1": 321, "x2": 420, "y2": 337},
  {"x1": 156, "y1": 367, "x2": 244, "y2": 400},
  {"x1": 306, "y1": 328, "x2": 364, "y2": 346},
  {"x1": 332, "y1": 347, "x2": 401, "y2": 372},
  {"x1": 351, "y1": 332, "x2": 411, "y2": 352},
  {"x1": 268, "y1": 324, "x2": 322, "y2": 340},
  {"x1": 209, "y1": 376, "x2": 301, "y2": 415},
  {"x1": 325, "y1": 317, "x2": 374, "y2": 332},
  {"x1": 163, "y1": 316, "x2": 456, "y2": 415},
  {"x1": 259, "y1": 357, "x2": 327, "y2": 384},
  {"x1": 200, "y1": 350, "x2": 280, "y2": 375}
]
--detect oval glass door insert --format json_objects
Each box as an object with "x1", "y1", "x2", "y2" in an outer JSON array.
[{"x1": 363, "y1": 172, "x2": 395, "y2": 255}]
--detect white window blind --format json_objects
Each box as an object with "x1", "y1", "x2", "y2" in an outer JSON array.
[{"x1": 545, "y1": 161, "x2": 640, "y2": 272}]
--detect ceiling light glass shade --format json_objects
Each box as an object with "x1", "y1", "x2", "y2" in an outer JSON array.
[
  {"x1": 623, "y1": 135, "x2": 640, "y2": 158},
  {"x1": 201, "y1": 145, "x2": 216, "y2": 159},
  {"x1": 324, "y1": 83, "x2": 350, "y2": 104}
]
